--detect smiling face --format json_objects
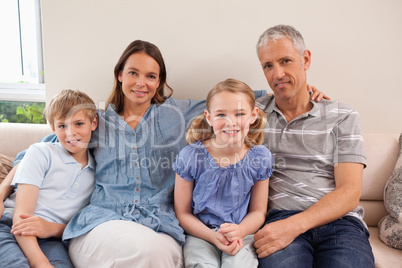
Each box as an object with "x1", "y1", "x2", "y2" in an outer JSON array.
[
  {"x1": 118, "y1": 52, "x2": 161, "y2": 110},
  {"x1": 52, "y1": 110, "x2": 98, "y2": 162},
  {"x1": 205, "y1": 91, "x2": 258, "y2": 148},
  {"x1": 258, "y1": 38, "x2": 311, "y2": 102}
]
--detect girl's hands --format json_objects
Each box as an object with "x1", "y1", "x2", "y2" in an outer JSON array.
[
  {"x1": 11, "y1": 214, "x2": 53, "y2": 239},
  {"x1": 210, "y1": 223, "x2": 244, "y2": 256},
  {"x1": 218, "y1": 223, "x2": 242, "y2": 243},
  {"x1": 211, "y1": 230, "x2": 243, "y2": 256}
]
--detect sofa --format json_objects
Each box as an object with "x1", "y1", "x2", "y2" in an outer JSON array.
[{"x1": 1, "y1": 122, "x2": 401, "y2": 267}]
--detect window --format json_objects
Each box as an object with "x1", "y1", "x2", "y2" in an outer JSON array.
[
  {"x1": 0, "y1": 0, "x2": 45, "y2": 101},
  {"x1": 0, "y1": 0, "x2": 45, "y2": 123}
]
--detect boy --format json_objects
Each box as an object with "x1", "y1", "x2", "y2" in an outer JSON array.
[{"x1": 0, "y1": 89, "x2": 98, "y2": 268}]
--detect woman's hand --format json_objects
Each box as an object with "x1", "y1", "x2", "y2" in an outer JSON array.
[{"x1": 308, "y1": 85, "x2": 330, "y2": 102}]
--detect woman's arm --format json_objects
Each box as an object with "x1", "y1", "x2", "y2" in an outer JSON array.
[{"x1": 13, "y1": 184, "x2": 53, "y2": 268}]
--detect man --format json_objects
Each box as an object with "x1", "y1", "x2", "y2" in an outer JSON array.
[{"x1": 254, "y1": 25, "x2": 375, "y2": 267}]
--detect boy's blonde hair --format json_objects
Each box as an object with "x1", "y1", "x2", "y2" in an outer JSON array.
[
  {"x1": 44, "y1": 89, "x2": 97, "y2": 127},
  {"x1": 186, "y1": 78, "x2": 267, "y2": 147}
]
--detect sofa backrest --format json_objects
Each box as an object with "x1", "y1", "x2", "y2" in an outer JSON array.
[
  {"x1": 360, "y1": 133, "x2": 399, "y2": 227},
  {"x1": 0, "y1": 123, "x2": 52, "y2": 157},
  {"x1": 1, "y1": 123, "x2": 399, "y2": 227}
]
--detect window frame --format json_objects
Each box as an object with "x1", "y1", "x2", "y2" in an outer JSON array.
[{"x1": 0, "y1": 0, "x2": 45, "y2": 102}]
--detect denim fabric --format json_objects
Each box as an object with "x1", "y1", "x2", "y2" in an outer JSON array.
[
  {"x1": 0, "y1": 215, "x2": 73, "y2": 268},
  {"x1": 4, "y1": 143, "x2": 95, "y2": 224},
  {"x1": 258, "y1": 210, "x2": 375, "y2": 268},
  {"x1": 63, "y1": 98, "x2": 209, "y2": 245}
]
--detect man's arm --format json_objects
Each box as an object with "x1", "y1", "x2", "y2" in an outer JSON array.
[{"x1": 254, "y1": 162, "x2": 363, "y2": 258}]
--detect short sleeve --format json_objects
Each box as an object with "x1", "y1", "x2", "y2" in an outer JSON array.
[
  {"x1": 173, "y1": 142, "x2": 205, "y2": 181},
  {"x1": 332, "y1": 105, "x2": 366, "y2": 166},
  {"x1": 247, "y1": 145, "x2": 274, "y2": 181},
  {"x1": 13, "y1": 133, "x2": 58, "y2": 166},
  {"x1": 13, "y1": 143, "x2": 50, "y2": 188},
  {"x1": 173, "y1": 144, "x2": 197, "y2": 181}
]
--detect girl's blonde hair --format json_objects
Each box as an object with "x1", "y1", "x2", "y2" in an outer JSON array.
[{"x1": 186, "y1": 78, "x2": 266, "y2": 146}]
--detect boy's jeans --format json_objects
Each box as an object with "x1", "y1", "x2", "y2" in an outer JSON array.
[{"x1": 0, "y1": 215, "x2": 73, "y2": 268}]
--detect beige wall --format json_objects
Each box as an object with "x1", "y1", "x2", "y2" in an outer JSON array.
[{"x1": 41, "y1": 0, "x2": 402, "y2": 133}]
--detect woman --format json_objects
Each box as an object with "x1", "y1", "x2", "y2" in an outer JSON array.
[
  {"x1": 5, "y1": 40, "x2": 325, "y2": 267},
  {"x1": 63, "y1": 40, "x2": 211, "y2": 267}
]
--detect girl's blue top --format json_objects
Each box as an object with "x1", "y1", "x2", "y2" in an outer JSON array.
[{"x1": 173, "y1": 141, "x2": 273, "y2": 228}]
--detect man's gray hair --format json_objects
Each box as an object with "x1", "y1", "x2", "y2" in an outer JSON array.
[{"x1": 256, "y1": 25, "x2": 306, "y2": 57}]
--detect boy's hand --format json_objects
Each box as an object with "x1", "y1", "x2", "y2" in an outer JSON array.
[
  {"x1": 211, "y1": 231, "x2": 243, "y2": 256},
  {"x1": 218, "y1": 223, "x2": 242, "y2": 243},
  {"x1": 11, "y1": 214, "x2": 54, "y2": 239}
]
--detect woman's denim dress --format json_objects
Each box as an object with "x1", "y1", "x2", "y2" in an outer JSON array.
[{"x1": 63, "y1": 97, "x2": 206, "y2": 245}]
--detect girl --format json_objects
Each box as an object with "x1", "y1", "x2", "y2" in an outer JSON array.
[{"x1": 174, "y1": 78, "x2": 273, "y2": 267}]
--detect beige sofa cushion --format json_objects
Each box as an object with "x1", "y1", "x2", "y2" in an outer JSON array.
[
  {"x1": 361, "y1": 134, "x2": 399, "y2": 201},
  {"x1": 378, "y1": 133, "x2": 402, "y2": 249},
  {"x1": 0, "y1": 153, "x2": 14, "y2": 184},
  {"x1": 369, "y1": 227, "x2": 402, "y2": 268},
  {"x1": 0, "y1": 123, "x2": 52, "y2": 157},
  {"x1": 360, "y1": 134, "x2": 399, "y2": 227}
]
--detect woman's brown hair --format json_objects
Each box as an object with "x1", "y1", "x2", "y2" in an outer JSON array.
[{"x1": 106, "y1": 40, "x2": 173, "y2": 114}]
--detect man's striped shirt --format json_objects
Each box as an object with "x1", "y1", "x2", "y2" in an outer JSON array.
[{"x1": 256, "y1": 95, "x2": 366, "y2": 222}]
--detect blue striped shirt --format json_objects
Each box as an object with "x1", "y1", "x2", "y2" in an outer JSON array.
[{"x1": 256, "y1": 95, "x2": 366, "y2": 222}]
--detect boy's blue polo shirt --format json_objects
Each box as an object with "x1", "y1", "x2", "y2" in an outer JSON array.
[{"x1": 3, "y1": 142, "x2": 95, "y2": 224}]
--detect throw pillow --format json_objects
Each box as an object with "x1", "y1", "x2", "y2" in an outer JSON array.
[
  {"x1": 378, "y1": 133, "x2": 402, "y2": 249},
  {"x1": 0, "y1": 153, "x2": 15, "y2": 184}
]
